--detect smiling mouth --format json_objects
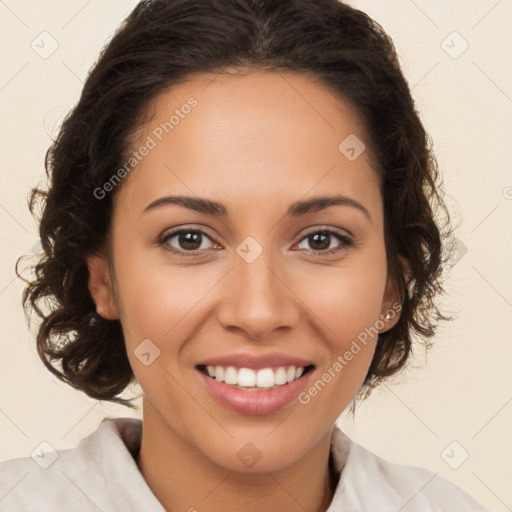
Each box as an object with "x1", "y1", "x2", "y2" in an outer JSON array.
[{"x1": 196, "y1": 364, "x2": 315, "y2": 391}]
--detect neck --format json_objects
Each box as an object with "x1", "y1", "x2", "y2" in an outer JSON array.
[{"x1": 135, "y1": 403, "x2": 337, "y2": 512}]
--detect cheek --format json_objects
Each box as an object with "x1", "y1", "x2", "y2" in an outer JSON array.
[
  {"x1": 293, "y1": 254, "x2": 388, "y2": 345},
  {"x1": 112, "y1": 245, "x2": 216, "y2": 343},
  {"x1": 295, "y1": 261, "x2": 385, "y2": 414}
]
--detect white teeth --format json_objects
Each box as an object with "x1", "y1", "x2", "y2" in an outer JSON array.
[
  {"x1": 256, "y1": 368, "x2": 274, "y2": 388},
  {"x1": 224, "y1": 366, "x2": 238, "y2": 385},
  {"x1": 238, "y1": 368, "x2": 256, "y2": 387},
  {"x1": 274, "y1": 367, "x2": 287, "y2": 385},
  {"x1": 204, "y1": 364, "x2": 308, "y2": 388},
  {"x1": 286, "y1": 366, "x2": 296, "y2": 383},
  {"x1": 214, "y1": 365, "x2": 224, "y2": 382}
]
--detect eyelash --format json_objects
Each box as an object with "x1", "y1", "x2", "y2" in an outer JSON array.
[{"x1": 158, "y1": 226, "x2": 354, "y2": 257}]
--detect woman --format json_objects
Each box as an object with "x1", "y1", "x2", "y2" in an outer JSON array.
[{"x1": 3, "y1": 0, "x2": 487, "y2": 510}]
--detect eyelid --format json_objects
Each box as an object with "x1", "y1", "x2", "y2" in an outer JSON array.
[
  {"x1": 298, "y1": 225, "x2": 352, "y2": 241},
  {"x1": 158, "y1": 224, "x2": 354, "y2": 256},
  {"x1": 158, "y1": 225, "x2": 218, "y2": 252},
  {"x1": 293, "y1": 227, "x2": 353, "y2": 254}
]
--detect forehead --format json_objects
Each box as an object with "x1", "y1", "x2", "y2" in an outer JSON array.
[{"x1": 116, "y1": 71, "x2": 382, "y2": 224}]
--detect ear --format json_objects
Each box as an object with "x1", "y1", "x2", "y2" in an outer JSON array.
[
  {"x1": 87, "y1": 255, "x2": 119, "y2": 320},
  {"x1": 379, "y1": 255, "x2": 410, "y2": 332}
]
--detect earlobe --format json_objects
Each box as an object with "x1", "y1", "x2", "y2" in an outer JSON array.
[
  {"x1": 379, "y1": 282, "x2": 401, "y2": 332},
  {"x1": 87, "y1": 255, "x2": 118, "y2": 320},
  {"x1": 379, "y1": 255, "x2": 410, "y2": 332}
]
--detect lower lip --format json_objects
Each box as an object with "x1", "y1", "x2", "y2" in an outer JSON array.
[{"x1": 198, "y1": 369, "x2": 313, "y2": 416}]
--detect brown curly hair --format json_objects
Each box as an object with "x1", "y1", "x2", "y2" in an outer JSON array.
[{"x1": 17, "y1": 0, "x2": 454, "y2": 408}]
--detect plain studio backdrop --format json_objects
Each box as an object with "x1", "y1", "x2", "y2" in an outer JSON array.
[{"x1": 0, "y1": 1, "x2": 511, "y2": 510}]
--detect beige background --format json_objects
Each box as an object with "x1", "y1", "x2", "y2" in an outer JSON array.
[{"x1": 0, "y1": 0, "x2": 511, "y2": 509}]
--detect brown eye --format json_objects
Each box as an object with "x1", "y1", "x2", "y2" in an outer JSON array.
[
  {"x1": 296, "y1": 230, "x2": 353, "y2": 255},
  {"x1": 160, "y1": 229, "x2": 215, "y2": 254}
]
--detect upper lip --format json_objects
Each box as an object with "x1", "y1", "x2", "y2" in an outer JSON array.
[{"x1": 197, "y1": 352, "x2": 315, "y2": 370}]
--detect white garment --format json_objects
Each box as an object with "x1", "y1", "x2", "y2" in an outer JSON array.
[{"x1": 0, "y1": 417, "x2": 487, "y2": 511}]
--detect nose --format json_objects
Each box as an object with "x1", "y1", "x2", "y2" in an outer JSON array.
[{"x1": 215, "y1": 250, "x2": 301, "y2": 340}]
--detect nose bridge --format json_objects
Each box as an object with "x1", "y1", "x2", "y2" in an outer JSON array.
[
  {"x1": 216, "y1": 238, "x2": 299, "y2": 338},
  {"x1": 238, "y1": 244, "x2": 280, "y2": 303}
]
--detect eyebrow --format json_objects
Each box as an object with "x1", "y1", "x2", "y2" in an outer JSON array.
[{"x1": 143, "y1": 194, "x2": 372, "y2": 223}]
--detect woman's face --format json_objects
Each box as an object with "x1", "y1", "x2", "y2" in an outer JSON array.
[{"x1": 88, "y1": 71, "x2": 401, "y2": 472}]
